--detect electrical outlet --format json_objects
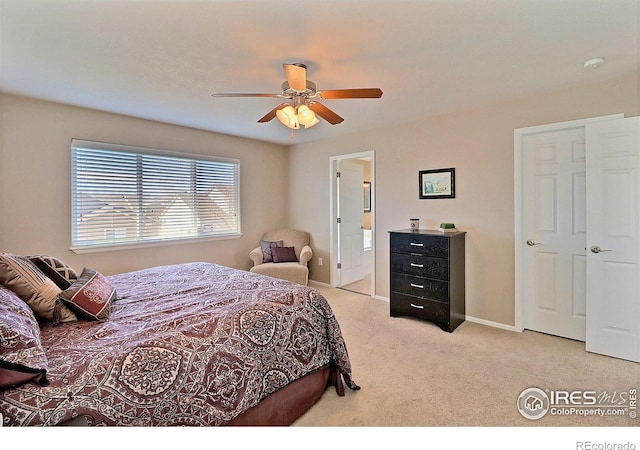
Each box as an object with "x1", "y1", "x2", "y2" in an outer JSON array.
[{"x1": 318, "y1": 257, "x2": 323, "y2": 266}]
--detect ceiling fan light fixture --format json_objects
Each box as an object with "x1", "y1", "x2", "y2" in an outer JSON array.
[
  {"x1": 276, "y1": 105, "x2": 299, "y2": 129},
  {"x1": 212, "y1": 62, "x2": 382, "y2": 132},
  {"x1": 297, "y1": 104, "x2": 317, "y2": 127},
  {"x1": 303, "y1": 115, "x2": 320, "y2": 128}
]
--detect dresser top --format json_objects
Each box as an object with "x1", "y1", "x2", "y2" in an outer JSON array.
[{"x1": 389, "y1": 229, "x2": 466, "y2": 236}]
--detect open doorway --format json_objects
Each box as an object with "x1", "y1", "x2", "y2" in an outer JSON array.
[{"x1": 330, "y1": 151, "x2": 375, "y2": 297}]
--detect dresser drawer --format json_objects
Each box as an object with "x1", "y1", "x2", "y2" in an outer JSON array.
[
  {"x1": 390, "y1": 294, "x2": 449, "y2": 323},
  {"x1": 391, "y1": 272, "x2": 448, "y2": 303},
  {"x1": 390, "y1": 253, "x2": 449, "y2": 280},
  {"x1": 389, "y1": 233, "x2": 450, "y2": 258}
]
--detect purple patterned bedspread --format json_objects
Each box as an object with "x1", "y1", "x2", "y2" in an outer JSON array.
[{"x1": 0, "y1": 262, "x2": 357, "y2": 426}]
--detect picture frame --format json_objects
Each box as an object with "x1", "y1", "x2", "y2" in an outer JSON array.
[
  {"x1": 363, "y1": 181, "x2": 371, "y2": 212},
  {"x1": 419, "y1": 168, "x2": 455, "y2": 199}
]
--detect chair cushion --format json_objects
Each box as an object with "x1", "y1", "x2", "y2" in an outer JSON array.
[
  {"x1": 271, "y1": 246, "x2": 298, "y2": 263},
  {"x1": 260, "y1": 240, "x2": 283, "y2": 263},
  {"x1": 250, "y1": 263, "x2": 308, "y2": 285}
]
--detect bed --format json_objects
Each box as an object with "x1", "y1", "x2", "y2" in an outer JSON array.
[{"x1": 0, "y1": 258, "x2": 358, "y2": 426}]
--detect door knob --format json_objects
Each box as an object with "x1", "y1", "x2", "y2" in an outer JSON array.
[
  {"x1": 526, "y1": 239, "x2": 542, "y2": 246},
  {"x1": 590, "y1": 245, "x2": 612, "y2": 254}
]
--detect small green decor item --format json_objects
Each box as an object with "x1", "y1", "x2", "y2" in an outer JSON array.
[{"x1": 439, "y1": 223, "x2": 457, "y2": 232}]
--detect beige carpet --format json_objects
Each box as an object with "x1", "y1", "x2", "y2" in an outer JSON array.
[
  {"x1": 294, "y1": 285, "x2": 640, "y2": 428},
  {"x1": 340, "y1": 274, "x2": 372, "y2": 296}
]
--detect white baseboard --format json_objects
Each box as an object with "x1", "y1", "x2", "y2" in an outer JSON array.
[
  {"x1": 312, "y1": 281, "x2": 517, "y2": 332},
  {"x1": 464, "y1": 315, "x2": 518, "y2": 332},
  {"x1": 308, "y1": 280, "x2": 331, "y2": 288}
]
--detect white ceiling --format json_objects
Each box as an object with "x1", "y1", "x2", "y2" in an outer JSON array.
[{"x1": 1, "y1": 0, "x2": 638, "y2": 146}]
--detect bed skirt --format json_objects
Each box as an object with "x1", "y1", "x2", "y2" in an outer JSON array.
[
  {"x1": 227, "y1": 364, "x2": 334, "y2": 426},
  {"x1": 56, "y1": 365, "x2": 335, "y2": 427}
]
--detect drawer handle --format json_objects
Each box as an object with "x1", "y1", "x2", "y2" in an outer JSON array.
[
  {"x1": 410, "y1": 303, "x2": 425, "y2": 309},
  {"x1": 410, "y1": 283, "x2": 424, "y2": 289},
  {"x1": 410, "y1": 263, "x2": 424, "y2": 268},
  {"x1": 409, "y1": 242, "x2": 424, "y2": 247}
]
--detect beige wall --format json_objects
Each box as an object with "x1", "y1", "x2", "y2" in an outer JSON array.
[
  {"x1": 288, "y1": 72, "x2": 640, "y2": 326},
  {"x1": 0, "y1": 94, "x2": 289, "y2": 275},
  {"x1": 2, "y1": 72, "x2": 638, "y2": 327}
]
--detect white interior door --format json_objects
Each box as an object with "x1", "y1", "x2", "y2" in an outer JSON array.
[
  {"x1": 522, "y1": 128, "x2": 587, "y2": 341},
  {"x1": 585, "y1": 117, "x2": 640, "y2": 363},
  {"x1": 338, "y1": 160, "x2": 364, "y2": 286}
]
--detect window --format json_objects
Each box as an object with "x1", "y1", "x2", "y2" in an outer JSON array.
[
  {"x1": 363, "y1": 229, "x2": 372, "y2": 251},
  {"x1": 71, "y1": 139, "x2": 240, "y2": 251}
]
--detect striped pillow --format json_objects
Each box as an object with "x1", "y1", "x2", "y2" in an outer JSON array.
[
  {"x1": 27, "y1": 255, "x2": 78, "y2": 283},
  {"x1": 0, "y1": 253, "x2": 77, "y2": 323}
]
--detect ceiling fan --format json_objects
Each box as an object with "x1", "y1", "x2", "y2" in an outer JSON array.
[{"x1": 211, "y1": 63, "x2": 383, "y2": 130}]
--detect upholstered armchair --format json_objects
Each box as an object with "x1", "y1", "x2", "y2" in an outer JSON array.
[{"x1": 249, "y1": 228, "x2": 313, "y2": 285}]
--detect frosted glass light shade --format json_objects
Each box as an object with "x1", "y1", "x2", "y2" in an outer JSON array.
[
  {"x1": 297, "y1": 104, "x2": 316, "y2": 127},
  {"x1": 276, "y1": 105, "x2": 299, "y2": 129},
  {"x1": 304, "y1": 115, "x2": 320, "y2": 128}
]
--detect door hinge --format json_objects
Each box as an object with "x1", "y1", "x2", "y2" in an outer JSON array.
[
  {"x1": 337, "y1": 217, "x2": 341, "y2": 224},
  {"x1": 337, "y1": 263, "x2": 342, "y2": 269},
  {"x1": 336, "y1": 171, "x2": 341, "y2": 178}
]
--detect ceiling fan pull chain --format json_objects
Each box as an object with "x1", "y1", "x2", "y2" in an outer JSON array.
[{"x1": 290, "y1": 130, "x2": 295, "y2": 140}]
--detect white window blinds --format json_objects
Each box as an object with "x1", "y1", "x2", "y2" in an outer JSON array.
[{"x1": 71, "y1": 139, "x2": 240, "y2": 251}]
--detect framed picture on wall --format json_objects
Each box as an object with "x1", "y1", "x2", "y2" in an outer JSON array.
[
  {"x1": 419, "y1": 168, "x2": 455, "y2": 199},
  {"x1": 363, "y1": 181, "x2": 371, "y2": 212}
]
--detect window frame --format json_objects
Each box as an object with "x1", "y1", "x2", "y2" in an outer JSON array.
[{"x1": 70, "y1": 139, "x2": 241, "y2": 253}]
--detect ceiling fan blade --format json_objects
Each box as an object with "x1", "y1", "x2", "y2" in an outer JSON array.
[
  {"x1": 257, "y1": 103, "x2": 289, "y2": 123},
  {"x1": 318, "y1": 88, "x2": 383, "y2": 99},
  {"x1": 212, "y1": 93, "x2": 280, "y2": 98},
  {"x1": 283, "y1": 63, "x2": 307, "y2": 91},
  {"x1": 308, "y1": 102, "x2": 344, "y2": 125}
]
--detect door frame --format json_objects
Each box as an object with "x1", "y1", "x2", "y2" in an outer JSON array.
[
  {"x1": 514, "y1": 114, "x2": 623, "y2": 332},
  {"x1": 329, "y1": 150, "x2": 375, "y2": 296}
]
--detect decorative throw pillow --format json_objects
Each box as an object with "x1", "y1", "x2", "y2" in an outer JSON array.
[
  {"x1": 27, "y1": 255, "x2": 78, "y2": 283},
  {"x1": 271, "y1": 246, "x2": 298, "y2": 263},
  {"x1": 260, "y1": 240, "x2": 283, "y2": 263},
  {"x1": 0, "y1": 286, "x2": 49, "y2": 390},
  {"x1": 58, "y1": 268, "x2": 117, "y2": 321},
  {"x1": 29, "y1": 257, "x2": 72, "y2": 290},
  {"x1": 0, "y1": 253, "x2": 77, "y2": 323}
]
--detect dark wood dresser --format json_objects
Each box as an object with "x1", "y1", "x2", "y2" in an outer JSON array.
[{"x1": 389, "y1": 229, "x2": 466, "y2": 332}]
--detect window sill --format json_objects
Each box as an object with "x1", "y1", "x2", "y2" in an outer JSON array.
[{"x1": 70, "y1": 233, "x2": 242, "y2": 254}]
